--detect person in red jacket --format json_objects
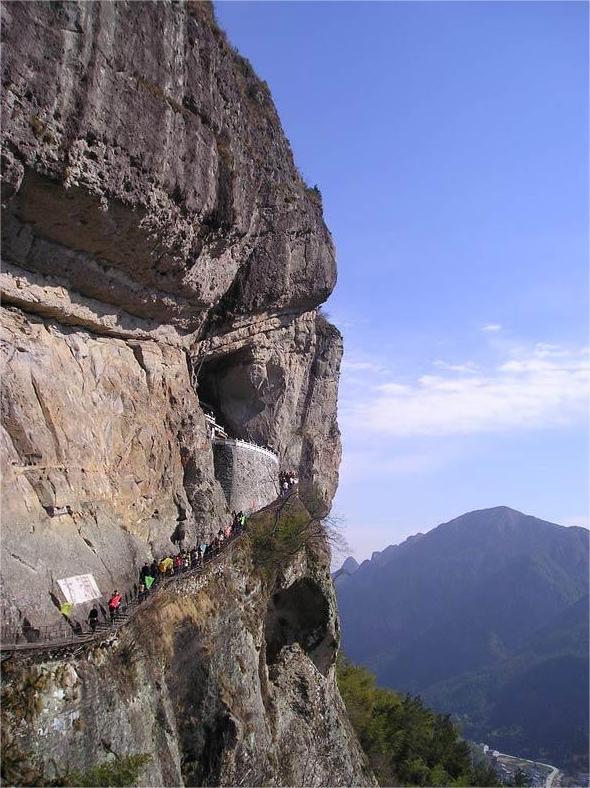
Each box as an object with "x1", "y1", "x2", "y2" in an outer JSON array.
[{"x1": 108, "y1": 590, "x2": 122, "y2": 622}]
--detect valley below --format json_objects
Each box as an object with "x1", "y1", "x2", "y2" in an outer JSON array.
[{"x1": 335, "y1": 506, "x2": 590, "y2": 781}]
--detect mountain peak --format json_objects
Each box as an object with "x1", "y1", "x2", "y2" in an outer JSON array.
[
  {"x1": 332, "y1": 556, "x2": 360, "y2": 583},
  {"x1": 342, "y1": 556, "x2": 360, "y2": 574},
  {"x1": 335, "y1": 507, "x2": 589, "y2": 772},
  {"x1": 439, "y1": 505, "x2": 571, "y2": 534}
]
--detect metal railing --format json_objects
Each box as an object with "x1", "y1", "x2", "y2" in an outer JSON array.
[
  {"x1": 0, "y1": 493, "x2": 297, "y2": 657},
  {"x1": 202, "y1": 405, "x2": 278, "y2": 461},
  {"x1": 213, "y1": 437, "x2": 279, "y2": 463},
  {"x1": 0, "y1": 534, "x2": 242, "y2": 655}
]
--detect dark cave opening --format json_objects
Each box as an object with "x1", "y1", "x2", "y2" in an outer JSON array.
[
  {"x1": 264, "y1": 579, "x2": 335, "y2": 676},
  {"x1": 196, "y1": 347, "x2": 265, "y2": 440}
]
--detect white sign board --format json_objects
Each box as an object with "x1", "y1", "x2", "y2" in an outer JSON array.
[{"x1": 57, "y1": 574, "x2": 101, "y2": 605}]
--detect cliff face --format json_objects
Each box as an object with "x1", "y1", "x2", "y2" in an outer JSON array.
[
  {"x1": 0, "y1": 2, "x2": 368, "y2": 785},
  {"x1": 1, "y1": 0, "x2": 340, "y2": 627},
  {"x1": 1, "y1": 1, "x2": 335, "y2": 327},
  {"x1": 3, "y1": 528, "x2": 373, "y2": 787}
]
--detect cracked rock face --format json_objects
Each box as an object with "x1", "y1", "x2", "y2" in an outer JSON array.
[
  {"x1": 0, "y1": 1, "x2": 361, "y2": 785},
  {"x1": 1, "y1": 0, "x2": 341, "y2": 627},
  {"x1": 1, "y1": 1, "x2": 335, "y2": 329},
  {"x1": 2, "y1": 545, "x2": 374, "y2": 787},
  {"x1": 0, "y1": 306, "x2": 226, "y2": 631}
]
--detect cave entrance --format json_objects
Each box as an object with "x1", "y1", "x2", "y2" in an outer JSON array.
[
  {"x1": 264, "y1": 579, "x2": 335, "y2": 676},
  {"x1": 196, "y1": 347, "x2": 264, "y2": 440}
]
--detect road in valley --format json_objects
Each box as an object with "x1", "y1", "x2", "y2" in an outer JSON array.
[{"x1": 497, "y1": 751, "x2": 560, "y2": 788}]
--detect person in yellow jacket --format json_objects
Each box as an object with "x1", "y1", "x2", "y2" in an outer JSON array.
[
  {"x1": 159, "y1": 556, "x2": 174, "y2": 575},
  {"x1": 59, "y1": 601, "x2": 74, "y2": 619}
]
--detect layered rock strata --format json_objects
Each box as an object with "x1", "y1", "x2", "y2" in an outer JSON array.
[
  {"x1": 1, "y1": 0, "x2": 341, "y2": 628},
  {"x1": 2, "y1": 533, "x2": 373, "y2": 786},
  {"x1": 0, "y1": 1, "x2": 367, "y2": 785}
]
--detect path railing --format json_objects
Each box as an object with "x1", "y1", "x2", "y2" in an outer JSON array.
[
  {"x1": 213, "y1": 437, "x2": 279, "y2": 464},
  {"x1": 0, "y1": 532, "x2": 242, "y2": 656}
]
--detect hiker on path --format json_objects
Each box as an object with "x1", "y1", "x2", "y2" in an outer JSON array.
[
  {"x1": 159, "y1": 556, "x2": 173, "y2": 576},
  {"x1": 88, "y1": 607, "x2": 99, "y2": 632},
  {"x1": 144, "y1": 574, "x2": 155, "y2": 592},
  {"x1": 108, "y1": 591, "x2": 122, "y2": 622}
]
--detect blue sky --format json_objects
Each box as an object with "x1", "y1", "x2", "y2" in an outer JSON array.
[{"x1": 215, "y1": 1, "x2": 589, "y2": 560}]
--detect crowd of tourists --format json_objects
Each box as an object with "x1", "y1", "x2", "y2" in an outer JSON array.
[
  {"x1": 88, "y1": 511, "x2": 249, "y2": 631},
  {"x1": 8, "y1": 465, "x2": 305, "y2": 648},
  {"x1": 279, "y1": 471, "x2": 299, "y2": 496}
]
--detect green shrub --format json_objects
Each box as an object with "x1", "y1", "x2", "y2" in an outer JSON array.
[
  {"x1": 62, "y1": 754, "x2": 151, "y2": 787},
  {"x1": 306, "y1": 184, "x2": 323, "y2": 206},
  {"x1": 246, "y1": 497, "x2": 320, "y2": 581}
]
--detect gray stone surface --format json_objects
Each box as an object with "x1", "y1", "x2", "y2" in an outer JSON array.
[
  {"x1": 1, "y1": 1, "x2": 342, "y2": 632},
  {"x1": 1, "y1": 1, "x2": 335, "y2": 326},
  {"x1": 194, "y1": 310, "x2": 342, "y2": 515},
  {"x1": 2, "y1": 543, "x2": 375, "y2": 787},
  {"x1": 0, "y1": 306, "x2": 227, "y2": 632},
  {"x1": 213, "y1": 441, "x2": 279, "y2": 514},
  {"x1": 0, "y1": 1, "x2": 363, "y2": 784}
]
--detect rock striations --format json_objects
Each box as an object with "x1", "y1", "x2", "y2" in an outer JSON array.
[{"x1": 0, "y1": 2, "x2": 369, "y2": 785}]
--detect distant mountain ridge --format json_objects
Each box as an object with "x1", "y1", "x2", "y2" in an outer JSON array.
[
  {"x1": 331, "y1": 556, "x2": 360, "y2": 582},
  {"x1": 335, "y1": 506, "x2": 589, "y2": 772}
]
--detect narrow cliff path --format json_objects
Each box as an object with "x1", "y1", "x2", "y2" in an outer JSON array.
[{"x1": 0, "y1": 494, "x2": 295, "y2": 658}]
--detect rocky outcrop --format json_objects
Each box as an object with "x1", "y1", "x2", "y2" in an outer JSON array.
[
  {"x1": 1, "y1": 0, "x2": 341, "y2": 627},
  {"x1": 0, "y1": 1, "x2": 363, "y2": 785},
  {"x1": 0, "y1": 305, "x2": 225, "y2": 631},
  {"x1": 194, "y1": 310, "x2": 342, "y2": 515},
  {"x1": 2, "y1": 511, "x2": 374, "y2": 787},
  {"x1": 1, "y1": 1, "x2": 335, "y2": 329}
]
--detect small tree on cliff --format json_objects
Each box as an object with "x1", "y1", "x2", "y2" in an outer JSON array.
[{"x1": 246, "y1": 494, "x2": 347, "y2": 578}]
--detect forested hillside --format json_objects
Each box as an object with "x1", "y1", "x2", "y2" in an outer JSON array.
[{"x1": 337, "y1": 658, "x2": 500, "y2": 787}]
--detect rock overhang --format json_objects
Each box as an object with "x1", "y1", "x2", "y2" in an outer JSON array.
[{"x1": 1, "y1": 1, "x2": 336, "y2": 332}]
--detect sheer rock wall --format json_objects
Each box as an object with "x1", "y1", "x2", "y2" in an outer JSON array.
[
  {"x1": 0, "y1": 1, "x2": 365, "y2": 785},
  {"x1": 2, "y1": 544, "x2": 374, "y2": 787},
  {"x1": 1, "y1": 0, "x2": 340, "y2": 628}
]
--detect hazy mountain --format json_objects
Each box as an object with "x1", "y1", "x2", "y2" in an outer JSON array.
[
  {"x1": 335, "y1": 507, "x2": 589, "y2": 770},
  {"x1": 332, "y1": 556, "x2": 360, "y2": 583}
]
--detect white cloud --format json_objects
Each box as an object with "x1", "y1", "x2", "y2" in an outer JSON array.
[
  {"x1": 482, "y1": 323, "x2": 503, "y2": 332},
  {"x1": 342, "y1": 343, "x2": 589, "y2": 437},
  {"x1": 433, "y1": 360, "x2": 479, "y2": 374}
]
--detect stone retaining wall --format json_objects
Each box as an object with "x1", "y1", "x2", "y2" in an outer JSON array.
[{"x1": 213, "y1": 440, "x2": 279, "y2": 513}]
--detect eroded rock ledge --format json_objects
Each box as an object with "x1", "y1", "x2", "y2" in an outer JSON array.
[
  {"x1": 2, "y1": 510, "x2": 373, "y2": 786},
  {"x1": 0, "y1": 2, "x2": 363, "y2": 785},
  {"x1": 1, "y1": 0, "x2": 341, "y2": 628}
]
